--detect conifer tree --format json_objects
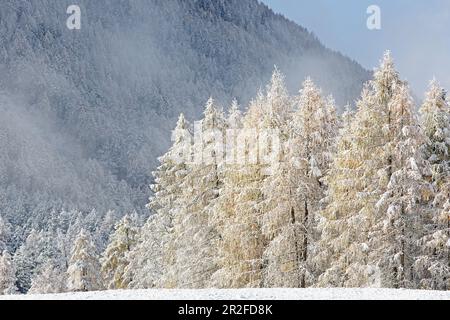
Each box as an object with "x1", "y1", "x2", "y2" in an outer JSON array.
[
  {"x1": 13, "y1": 229, "x2": 51, "y2": 293},
  {"x1": 415, "y1": 80, "x2": 450, "y2": 290},
  {"x1": 170, "y1": 98, "x2": 225, "y2": 288},
  {"x1": 227, "y1": 99, "x2": 243, "y2": 131},
  {"x1": 209, "y1": 100, "x2": 245, "y2": 287},
  {"x1": 28, "y1": 261, "x2": 67, "y2": 294},
  {"x1": 212, "y1": 69, "x2": 290, "y2": 288},
  {"x1": 262, "y1": 67, "x2": 291, "y2": 134},
  {"x1": 260, "y1": 78, "x2": 337, "y2": 287},
  {"x1": 372, "y1": 84, "x2": 433, "y2": 288},
  {"x1": 316, "y1": 52, "x2": 404, "y2": 287},
  {"x1": 0, "y1": 250, "x2": 18, "y2": 295},
  {"x1": 67, "y1": 230, "x2": 103, "y2": 292},
  {"x1": 96, "y1": 210, "x2": 119, "y2": 248},
  {"x1": 315, "y1": 101, "x2": 361, "y2": 287},
  {"x1": 0, "y1": 216, "x2": 11, "y2": 253},
  {"x1": 132, "y1": 114, "x2": 192, "y2": 288},
  {"x1": 101, "y1": 215, "x2": 138, "y2": 289},
  {"x1": 211, "y1": 89, "x2": 265, "y2": 288},
  {"x1": 124, "y1": 214, "x2": 167, "y2": 289}
]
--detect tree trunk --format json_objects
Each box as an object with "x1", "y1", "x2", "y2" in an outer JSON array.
[
  {"x1": 290, "y1": 207, "x2": 301, "y2": 288},
  {"x1": 300, "y1": 200, "x2": 309, "y2": 288}
]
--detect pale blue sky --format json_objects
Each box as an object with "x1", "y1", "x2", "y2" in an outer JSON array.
[{"x1": 261, "y1": 0, "x2": 450, "y2": 97}]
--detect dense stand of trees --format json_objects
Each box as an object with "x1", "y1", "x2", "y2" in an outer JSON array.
[{"x1": 0, "y1": 52, "x2": 448, "y2": 294}]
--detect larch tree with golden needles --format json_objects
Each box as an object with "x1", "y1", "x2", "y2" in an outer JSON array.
[
  {"x1": 316, "y1": 52, "x2": 404, "y2": 287},
  {"x1": 260, "y1": 78, "x2": 337, "y2": 288}
]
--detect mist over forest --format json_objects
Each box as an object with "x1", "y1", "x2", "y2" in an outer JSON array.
[{"x1": 0, "y1": 0, "x2": 369, "y2": 248}]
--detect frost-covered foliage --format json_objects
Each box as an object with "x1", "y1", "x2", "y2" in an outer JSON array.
[
  {"x1": 101, "y1": 215, "x2": 138, "y2": 289},
  {"x1": 67, "y1": 230, "x2": 103, "y2": 292},
  {"x1": 372, "y1": 84, "x2": 433, "y2": 288},
  {"x1": 415, "y1": 80, "x2": 450, "y2": 290},
  {"x1": 2, "y1": 48, "x2": 449, "y2": 294},
  {"x1": 208, "y1": 101, "x2": 247, "y2": 288},
  {"x1": 0, "y1": 0, "x2": 369, "y2": 259},
  {"x1": 260, "y1": 77, "x2": 337, "y2": 288},
  {"x1": 28, "y1": 262, "x2": 67, "y2": 294},
  {"x1": 168, "y1": 99, "x2": 226, "y2": 288},
  {"x1": 126, "y1": 115, "x2": 192, "y2": 289},
  {"x1": 121, "y1": 57, "x2": 449, "y2": 291},
  {"x1": 124, "y1": 214, "x2": 167, "y2": 289},
  {"x1": 0, "y1": 250, "x2": 18, "y2": 295},
  {"x1": 316, "y1": 52, "x2": 413, "y2": 287},
  {"x1": 209, "y1": 71, "x2": 295, "y2": 288},
  {"x1": 0, "y1": 0, "x2": 370, "y2": 294},
  {"x1": 0, "y1": 217, "x2": 12, "y2": 253},
  {"x1": 13, "y1": 229, "x2": 57, "y2": 293},
  {"x1": 10, "y1": 209, "x2": 114, "y2": 293}
]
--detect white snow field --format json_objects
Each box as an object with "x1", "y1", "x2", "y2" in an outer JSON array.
[{"x1": 1, "y1": 288, "x2": 449, "y2": 300}]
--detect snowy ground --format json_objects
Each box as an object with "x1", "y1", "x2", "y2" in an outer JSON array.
[{"x1": 1, "y1": 288, "x2": 449, "y2": 300}]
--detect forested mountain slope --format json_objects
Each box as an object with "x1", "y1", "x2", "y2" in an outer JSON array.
[{"x1": 0, "y1": 0, "x2": 369, "y2": 242}]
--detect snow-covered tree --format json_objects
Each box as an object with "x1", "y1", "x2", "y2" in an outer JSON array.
[
  {"x1": 65, "y1": 210, "x2": 85, "y2": 243},
  {"x1": 210, "y1": 94, "x2": 263, "y2": 287},
  {"x1": 419, "y1": 79, "x2": 450, "y2": 187},
  {"x1": 13, "y1": 229, "x2": 53, "y2": 293},
  {"x1": 67, "y1": 230, "x2": 103, "y2": 292},
  {"x1": 96, "y1": 210, "x2": 119, "y2": 247},
  {"x1": 261, "y1": 67, "x2": 291, "y2": 134},
  {"x1": 209, "y1": 101, "x2": 244, "y2": 287},
  {"x1": 227, "y1": 99, "x2": 242, "y2": 132},
  {"x1": 371, "y1": 84, "x2": 433, "y2": 288},
  {"x1": 0, "y1": 216, "x2": 11, "y2": 253},
  {"x1": 316, "y1": 52, "x2": 404, "y2": 287},
  {"x1": 415, "y1": 196, "x2": 450, "y2": 290},
  {"x1": 28, "y1": 261, "x2": 67, "y2": 294},
  {"x1": 130, "y1": 114, "x2": 192, "y2": 288},
  {"x1": 315, "y1": 99, "x2": 363, "y2": 287},
  {"x1": 211, "y1": 70, "x2": 291, "y2": 288},
  {"x1": 169, "y1": 98, "x2": 225, "y2": 288},
  {"x1": 222, "y1": 99, "x2": 243, "y2": 167},
  {"x1": 415, "y1": 79, "x2": 450, "y2": 290},
  {"x1": 0, "y1": 250, "x2": 18, "y2": 295},
  {"x1": 260, "y1": 78, "x2": 337, "y2": 288},
  {"x1": 124, "y1": 213, "x2": 168, "y2": 289},
  {"x1": 101, "y1": 215, "x2": 138, "y2": 289}
]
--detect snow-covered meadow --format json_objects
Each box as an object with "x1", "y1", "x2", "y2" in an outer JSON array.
[{"x1": 1, "y1": 288, "x2": 449, "y2": 300}]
